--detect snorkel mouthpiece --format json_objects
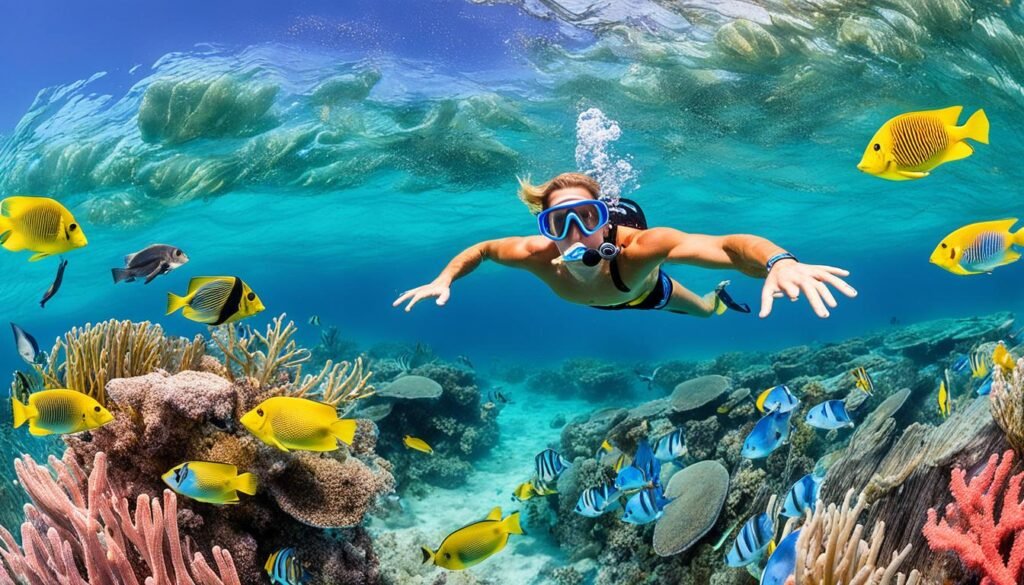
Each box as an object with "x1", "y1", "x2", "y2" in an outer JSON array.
[
  {"x1": 582, "y1": 249, "x2": 602, "y2": 266},
  {"x1": 561, "y1": 243, "x2": 589, "y2": 263}
]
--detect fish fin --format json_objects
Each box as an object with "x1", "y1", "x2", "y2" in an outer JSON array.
[
  {"x1": 264, "y1": 552, "x2": 277, "y2": 573},
  {"x1": 112, "y1": 268, "x2": 130, "y2": 284},
  {"x1": 961, "y1": 108, "x2": 989, "y2": 144},
  {"x1": 942, "y1": 141, "x2": 974, "y2": 163},
  {"x1": 11, "y1": 398, "x2": 34, "y2": 428},
  {"x1": 166, "y1": 292, "x2": 189, "y2": 315},
  {"x1": 28, "y1": 253, "x2": 49, "y2": 262},
  {"x1": 186, "y1": 276, "x2": 232, "y2": 295},
  {"x1": 1013, "y1": 224, "x2": 1024, "y2": 248},
  {"x1": 0, "y1": 197, "x2": 38, "y2": 218},
  {"x1": 755, "y1": 387, "x2": 772, "y2": 413},
  {"x1": 329, "y1": 419, "x2": 357, "y2": 445},
  {"x1": 929, "y1": 105, "x2": 964, "y2": 125},
  {"x1": 420, "y1": 547, "x2": 435, "y2": 565},
  {"x1": 28, "y1": 423, "x2": 52, "y2": 436},
  {"x1": 502, "y1": 511, "x2": 525, "y2": 535},
  {"x1": 144, "y1": 263, "x2": 169, "y2": 285},
  {"x1": 896, "y1": 170, "x2": 928, "y2": 179},
  {"x1": 486, "y1": 507, "x2": 503, "y2": 521},
  {"x1": 1003, "y1": 249, "x2": 1022, "y2": 266},
  {"x1": 232, "y1": 473, "x2": 258, "y2": 496},
  {"x1": 272, "y1": 436, "x2": 291, "y2": 452},
  {"x1": 124, "y1": 252, "x2": 138, "y2": 265}
]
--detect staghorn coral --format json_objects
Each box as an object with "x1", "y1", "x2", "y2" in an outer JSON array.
[
  {"x1": 922, "y1": 450, "x2": 1024, "y2": 585},
  {"x1": 36, "y1": 319, "x2": 205, "y2": 405},
  {"x1": 288, "y1": 357, "x2": 375, "y2": 413},
  {"x1": 793, "y1": 489, "x2": 921, "y2": 585},
  {"x1": 0, "y1": 451, "x2": 240, "y2": 585},
  {"x1": 212, "y1": 313, "x2": 309, "y2": 386},
  {"x1": 990, "y1": 358, "x2": 1024, "y2": 454}
]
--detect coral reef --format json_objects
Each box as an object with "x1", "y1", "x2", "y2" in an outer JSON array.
[
  {"x1": 669, "y1": 375, "x2": 733, "y2": 414},
  {"x1": 991, "y1": 358, "x2": 1024, "y2": 454},
  {"x1": 0, "y1": 451, "x2": 241, "y2": 584},
  {"x1": 923, "y1": 450, "x2": 1024, "y2": 585},
  {"x1": 36, "y1": 319, "x2": 205, "y2": 405},
  {"x1": 652, "y1": 460, "x2": 729, "y2": 557}
]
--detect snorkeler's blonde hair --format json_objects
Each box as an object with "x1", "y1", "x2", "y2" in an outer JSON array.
[{"x1": 517, "y1": 172, "x2": 601, "y2": 215}]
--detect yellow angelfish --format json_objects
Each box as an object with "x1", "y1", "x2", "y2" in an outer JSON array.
[
  {"x1": 421, "y1": 507, "x2": 524, "y2": 570},
  {"x1": 858, "y1": 106, "x2": 989, "y2": 181},
  {"x1": 512, "y1": 481, "x2": 536, "y2": 502},
  {"x1": 969, "y1": 348, "x2": 991, "y2": 379},
  {"x1": 993, "y1": 342, "x2": 1016, "y2": 375},
  {"x1": 404, "y1": 435, "x2": 434, "y2": 455},
  {"x1": 241, "y1": 396, "x2": 357, "y2": 453},
  {"x1": 929, "y1": 219, "x2": 1024, "y2": 276},
  {"x1": 937, "y1": 371, "x2": 951, "y2": 419},
  {"x1": 161, "y1": 461, "x2": 258, "y2": 505},
  {"x1": 0, "y1": 196, "x2": 88, "y2": 261},
  {"x1": 11, "y1": 389, "x2": 113, "y2": 436},
  {"x1": 167, "y1": 276, "x2": 265, "y2": 325}
]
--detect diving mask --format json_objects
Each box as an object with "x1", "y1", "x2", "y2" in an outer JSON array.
[{"x1": 538, "y1": 199, "x2": 610, "y2": 241}]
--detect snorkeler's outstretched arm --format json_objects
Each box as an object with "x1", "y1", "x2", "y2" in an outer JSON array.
[
  {"x1": 393, "y1": 237, "x2": 548, "y2": 312},
  {"x1": 635, "y1": 228, "x2": 857, "y2": 319}
]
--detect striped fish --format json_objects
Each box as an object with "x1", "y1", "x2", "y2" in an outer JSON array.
[
  {"x1": 621, "y1": 486, "x2": 671, "y2": 525},
  {"x1": 653, "y1": 428, "x2": 687, "y2": 462},
  {"x1": 308, "y1": 315, "x2": 320, "y2": 327},
  {"x1": 755, "y1": 384, "x2": 800, "y2": 413},
  {"x1": 632, "y1": 439, "x2": 661, "y2": 487},
  {"x1": 726, "y1": 513, "x2": 775, "y2": 567},
  {"x1": 574, "y1": 484, "x2": 619, "y2": 518},
  {"x1": 535, "y1": 449, "x2": 572, "y2": 483},
  {"x1": 938, "y1": 369, "x2": 952, "y2": 419},
  {"x1": 968, "y1": 349, "x2": 990, "y2": 379},
  {"x1": 760, "y1": 529, "x2": 800, "y2": 585},
  {"x1": 930, "y1": 219, "x2": 1024, "y2": 276},
  {"x1": 614, "y1": 465, "x2": 650, "y2": 492},
  {"x1": 781, "y1": 473, "x2": 822, "y2": 518},
  {"x1": 851, "y1": 367, "x2": 874, "y2": 396},
  {"x1": 265, "y1": 548, "x2": 311, "y2": 585},
  {"x1": 805, "y1": 400, "x2": 854, "y2": 430},
  {"x1": 741, "y1": 409, "x2": 792, "y2": 459},
  {"x1": 531, "y1": 477, "x2": 559, "y2": 496}
]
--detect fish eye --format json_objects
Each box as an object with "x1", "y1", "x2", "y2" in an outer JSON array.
[
  {"x1": 247, "y1": 292, "x2": 256, "y2": 301},
  {"x1": 257, "y1": 408, "x2": 264, "y2": 417},
  {"x1": 69, "y1": 224, "x2": 77, "y2": 231},
  {"x1": 444, "y1": 553, "x2": 451, "y2": 560},
  {"x1": 94, "y1": 406, "x2": 101, "y2": 412},
  {"x1": 941, "y1": 243, "x2": 947, "y2": 248},
  {"x1": 175, "y1": 250, "x2": 182, "y2": 256},
  {"x1": 872, "y1": 144, "x2": 880, "y2": 152}
]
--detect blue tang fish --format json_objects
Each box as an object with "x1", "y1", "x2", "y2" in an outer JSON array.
[
  {"x1": 574, "y1": 484, "x2": 619, "y2": 518},
  {"x1": 755, "y1": 385, "x2": 800, "y2": 414},
  {"x1": 653, "y1": 428, "x2": 687, "y2": 462},
  {"x1": 977, "y1": 372, "x2": 994, "y2": 396},
  {"x1": 781, "y1": 473, "x2": 822, "y2": 518},
  {"x1": 727, "y1": 513, "x2": 775, "y2": 567},
  {"x1": 760, "y1": 529, "x2": 800, "y2": 585},
  {"x1": 741, "y1": 409, "x2": 792, "y2": 459},
  {"x1": 621, "y1": 486, "x2": 671, "y2": 525},
  {"x1": 632, "y1": 438, "x2": 662, "y2": 486},
  {"x1": 535, "y1": 448, "x2": 572, "y2": 483},
  {"x1": 806, "y1": 400, "x2": 855, "y2": 430},
  {"x1": 614, "y1": 465, "x2": 650, "y2": 491}
]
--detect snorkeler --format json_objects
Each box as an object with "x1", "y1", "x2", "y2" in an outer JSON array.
[{"x1": 394, "y1": 173, "x2": 856, "y2": 319}]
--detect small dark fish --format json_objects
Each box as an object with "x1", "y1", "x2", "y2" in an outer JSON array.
[
  {"x1": 10, "y1": 323, "x2": 40, "y2": 365},
  {"x1": 637, "y1": 366, "x2": 662, "y2": 391},
  {"x1": 10, "y1": 370, "x2": 39, "y2": 404},
  {"x1": 486, "y1": 388, "x2": 511, "y2": 405},
  {"x1": 40, "y1": 258, "x2": 68, "y2": 308},
  {"x1": 112, "y1": 244, "x2": 189, "y2": 285},
  {"x1": 457, "y1": 355, "x2": 474, "y2": 368}
]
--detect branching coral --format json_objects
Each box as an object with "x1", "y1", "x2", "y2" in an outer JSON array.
[
  {"x1": 793, "y1": 489, "x2": 920, "y2": 585},
  {"x1": 36, "y1": 319, "x2": 205, "y2": 405},
  {"x1": 922, "y1": 450, "x2": 1024, "y2": 585},
  {"x1": 990, "y1": 358, "x2": 1024, "y2": 454},
  {"x1": 212, "y1": 313, "x2": 310, "y2": 386},
  {"x1": 0, "y1": 451, "x2": 240, "y2": 585},
  {"x1": 289, "y1": 358, "x2": 375, "y2": 413}
]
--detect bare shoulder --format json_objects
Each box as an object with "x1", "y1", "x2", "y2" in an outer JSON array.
[
  {"x1": 621, "y1": 226, "x2": 685, "y2": 256},
  {"x1": 489, "y1": 235, "x2": 557, "y2": 265}
]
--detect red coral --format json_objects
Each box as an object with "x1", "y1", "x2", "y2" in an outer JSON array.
[{"x1": 923, "y1": 450, "x2": 1024, "y2": 585}]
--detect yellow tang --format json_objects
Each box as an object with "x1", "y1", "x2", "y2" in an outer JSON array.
[
  {"x1": 929, "y1": 219, "x2": 1024, "y2": 276},
  {"x1": 167, "y1": 276, "x2": 265, "y2": 325},
  {"x1": 0, "y1": 196, "x2": 88, "y2": 261},
  {"x1": 12, "y1": 389, "x2": 113, "y2": 436},
  {"x1": 404, "y1": 435, "x2": 434, "y2": 455},
  {"x1": 938, "y1": 373, "x2": 951, "y2": 419},
  {"x1": 993, "y1": 342, "x2": 1016, "y2": 375},
  {"x1": 858, "y1": 106, "x2": 989, "y2": 181},
  {"x1": 421, "y1": 507, "x2": 524, "y2": 570},
  {"x1": 161, "y1": 461, "x2": 258, "y2": 505},
  {"x1": 241, "y1": 396, "x2": 357, "y2": 453},
  {"x1": 512, "y1": 481, "x2": 536, "y2": 502}
]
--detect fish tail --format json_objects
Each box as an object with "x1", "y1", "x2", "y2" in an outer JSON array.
[
  {"x1": 420, "y1": 547, "x2": 435, "y2": 565},
  {"x1": 1013, "y1": 225, "x2": 1024, "y2": 248},
  {"x1": 233, "y1": 472, "x2": 258, "y2": 495},
  {"x1": 330, "y1": 419, "x2": 357, "y2": 445},
  {"x1": 502, "y1": 511, "x2": 525, "y2": 535},
  {"x1": 112, "y1": 268, "x2": 130, "y2": 284},
  {"x1": 962, "y1": 109, "x2": 989, "y2": 144},
  {"x1": 166, "y1": 292, "x2": 188, "y2": 315},
  {"x1": 11, "y1": 397, "x2": 33, "y2": 428}
]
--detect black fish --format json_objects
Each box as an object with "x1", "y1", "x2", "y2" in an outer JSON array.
[
  {"x1": 113, "y1": 244, "x2": 189, "y2": 284},
  {"x1": 40, "y1": 258, "x2": 68, "y2": 308}
]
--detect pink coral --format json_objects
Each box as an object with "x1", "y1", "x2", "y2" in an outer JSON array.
[
  {"x1": 0, "y1": 451, "x2": 240, "y2": 585},
  {"x1": 922, "y1": 449, "x2": 1024, "y2": 585}
]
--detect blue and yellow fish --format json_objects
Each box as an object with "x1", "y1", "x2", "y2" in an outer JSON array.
[
  {"x1": 12, "y1": 389, "x2": 114, "y2": 436},
  {"x1": 741, "y1": 409, "x2": 792, "y2": 459},
  {"x1": 574, "y1": 484, "x2": 620, "y2": 518},
  {"x1": 265, "y1": 548, "x2": 312, "y2": 585},
  {"x1": 805, "y1": 400, "x2": 854, "y2": 430},
  {"x1": 535, "y1": 449, "x2": 572, "y2": 483},
  {"x1": 760, "y1": 529, "x2": 800, "y2": 585},
  {"x1": 621, "y1": 486, "x2": 671, "y2": 525},
  {"x1": 161, "y1": 461, "x2": 258, "y2": 505},
  {"x1": 726, "y1": 513, "x2": 774, "y2": 567},
  {"x1": 781, "y1": 472, "x2": 822, "y2": 519},
  {"x1": 755, "y1": 384, "x2": 800, "y2": 413},
  {"x1": 977, "y1": 373, "x2": 994, "y2": 397},
  {"x1": 969, "y1": 349, "x2": 991, "y2": 379},
  {"x1": 614, "y1": 465, "x2": 651, "y2": 492}
]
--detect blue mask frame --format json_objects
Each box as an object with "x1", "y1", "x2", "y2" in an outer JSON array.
[{"x1": 537, "y1": 199, "x2": 610, "y2": 241}]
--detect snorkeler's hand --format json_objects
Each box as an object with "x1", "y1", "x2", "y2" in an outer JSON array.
[
  {"x1": 759, "y1": 261, "x2": 856, "y2": 319},
  {"x1": 393, "y1": 280, "x2": 451, "y2": 312}
]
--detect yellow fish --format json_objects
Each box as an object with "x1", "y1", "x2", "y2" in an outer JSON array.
[
  {"x1": 11, "y1": 389, "x2": 113, "y2": 436},
  {"x1": 0, "y1": 196, "x2": 88, "y2": 261},
  {"x1": 993, "y1": 342, "x2": 1016, "y2": 375},
  {"x1": 403, "y1": 435, "x2": 434, "y2": 455},
  {"x1": 161, "y1": 461, "x2": 257, "y2": 505},
  {"x1": 858, "y1": 106, "x2": 989, "y2": 181},
  {"x1": 421, "y1": 507, "x2": 524, "y2": 570},
  {"x1": 612, "y1": 453, "x2": 629, "y2": 473},
  {"x1": 241, "y1": 396, "x2": 357, "y2": 453},
  {"x1": 969, "y1": 348, "x2": 991, "y2": 379},
  {"x1": 851, "y1": 367, "x2": 874, "y2": 395},
  {"x1": 938, "y1": 371, "x2": 951, "y2": 419},
  {"x1": 167, "y1": 276, "x2": 265, "y2": 325},
  {"x1": 929, "y1": 219, "x2": 1024, "y2": 276},
  {"x1": 512, "y1": 481, "x2": 536, "y2": 502},
  {"x1": 531, "y1": 477, "x2": 558, "y2": 496}
]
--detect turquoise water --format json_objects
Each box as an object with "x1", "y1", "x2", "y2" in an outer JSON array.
[{"x1": 3, "y1": 1, "x2": 1024, "y2": 583}]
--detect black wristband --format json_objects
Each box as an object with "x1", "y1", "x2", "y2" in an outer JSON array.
[{"x1": 766, "y1": 252, "x2": 797, "y2": 273}]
